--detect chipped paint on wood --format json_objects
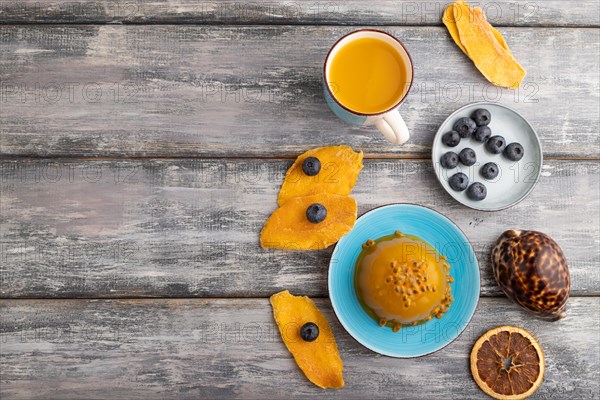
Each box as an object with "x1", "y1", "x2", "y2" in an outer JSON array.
[
  {"x1": 1, "y1": 159, "x2": 598, "y2": 298},
  {"x1": 0, "y1": 297, "x2": 598, "y2": 399},
  {"x1": 0, "y1": 26, "x2": 598, "y2": 158}
]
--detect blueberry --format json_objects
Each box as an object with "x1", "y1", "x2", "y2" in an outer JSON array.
[
  {"x1": 472, "y1": 108, "x2": 491, "y2": 126},
  {"x1": 459, "y1": 148, "x2": 477, "y2": 166},
  {"x1": 306, "y1": 203, "x2": 327, "y2": 224},
  {"x1": 453, "y1": 117, "x2": 477, "y2": 138},
  {"x1": 504, "y1": 142, "x2": 525, "y2": 161},
  {"x1": 480, "y1": 162, "x2": 499, "y2": 180},
  {"x1": 486, "y1": 135, "x2": 506, "y2": 154},
  {"x1": 442, "y1": 131, "x2": 461, "y2": 147},
  {"x1": 302, "y1": 157, "x2": 321, "y2": 176},
  {"x1": 300, "y1": 322, "x2": 319, "y2": 342},
  {"x1": 440, "y1": 151, "x2": 459, "y2": 169},
  {"x1": 474, "y1": 126, "x2": 492, "y2": 143},
  {"x1": 467, "y1": 182, "x2": 487, "y2": 201},
  {"x1": 448, "y1": 172, "x2": 469, "y2": 191}
]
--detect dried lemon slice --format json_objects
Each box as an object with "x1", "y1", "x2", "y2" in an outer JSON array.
[
  {"x1": 471, "y1": 326, "x2": 545, "y2": 399},
  {"x1": 270, "y1": 290, "x2": 344, "y2": 389}
]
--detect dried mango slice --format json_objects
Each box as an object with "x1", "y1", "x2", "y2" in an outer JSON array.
[
  {"x1": 260, "y1": 194, "x2": 357, "y2": 250},
  {"x1": 443, "y1": 2, "x2": 511, "y2": 56},
  {"x1": 270, "y1": 290, "x2": 344, "y2": 389},
  {"x1": 473, "y1": 7, "x2": 512, "y2": 54},
  {"x1": 277, "y1": 145, "x2": 363, "y2": 206},
  {"x1": 445, "y1": 0, "x2": 526, "y2": 88},
  {"x1": 453, "y1": 1, "x2": 525, "y2": 88},
  {"x1": 443, "y1": 3, "x2": 468, "y2": 53}
]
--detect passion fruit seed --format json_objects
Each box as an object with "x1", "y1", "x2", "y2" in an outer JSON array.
[
  {"x1": 300, "y1": 322, "x2": 319, "y2": 342},
  {"x1": 301, "y1": 156, "x2": 321, "y2": 176},
  {"x1": 362, "y1": 239, "x2": 376, "y2": 249}
]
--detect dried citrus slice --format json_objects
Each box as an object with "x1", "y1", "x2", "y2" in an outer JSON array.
[
  {"x1": 277, "y1": 145, "x2": 363, "y2": 206},
  {"x1": 471, "y1": 326, "x2": 545, "y2": 400},
  {"x1": 270, "y1": 290, "x2": 344, "y2": 389},
  {"x1": 260, "y1": 193, "x2": 357, "y2": 250}
]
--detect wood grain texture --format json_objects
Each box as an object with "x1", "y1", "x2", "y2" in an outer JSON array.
[
  {"x1": 2, "y1": 158, "x2": 598, "y2": 298},
  {"x1": 1, "y1": 297, "x2": 598, "y2": 399},
  {"x1": 1, "y1": 25, "x2": 598, "y2": 158},
  {"x1": 1, "y1": 0, "x2": 599, "y2": 26}
]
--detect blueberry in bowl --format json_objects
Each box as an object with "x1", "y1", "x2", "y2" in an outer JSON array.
[
  {"x1": 467, "y1": 182, "x2": 487, "y2": 201},
  {"x1": 504, "y1": 143, "x2": 525, "y2": 161},
  {"x1": 480, "y1": 162, "x2": 499, "y2": 180},
  {"x1": 486, "y1": 135, "x2": 506, "y2": 154},
  {"x1": 441, "y1": 151, "x2": 459, "y2": 169},
  {"x1": 453, "y1": 117, "x2": 477, "y2": 138},
  {"x1": 459, "y1": 148, "x2": 477, "y2": 166},
  {"x1": 471, "y1": 108, "x2": 491, "y2": 126},
  {"x1": 474, "y1": 126, "x2": 492, "y2": 143},
  {"x1": 449, "y1": 172, "x2": 469, "y2": 192},
  {"x1": 442, "y1": 131, "x2": 461, "y2": 147}
]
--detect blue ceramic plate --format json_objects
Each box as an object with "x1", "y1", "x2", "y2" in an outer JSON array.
[{"x1": 328, "y1": 204, "x2": 480, "y2": 358}]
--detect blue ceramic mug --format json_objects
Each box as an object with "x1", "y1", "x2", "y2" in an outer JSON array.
[{"x1": 323, "y1": 29, "x2": 414, "y2": 145}]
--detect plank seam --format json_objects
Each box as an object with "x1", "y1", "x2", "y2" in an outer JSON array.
[
  {"x1": 1, "y1": 295, "x2": 599, "y2": 300},
  {"x1": 0, "y1": 22, "x2": 599, "y2": 28},
  {"x1": 1, "y1": 155, "x2": 599, "y2": 161}
]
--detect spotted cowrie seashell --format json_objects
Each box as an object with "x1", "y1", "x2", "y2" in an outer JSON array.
[{"x1": 492, "y1": 230, "x2": 570, "y2": 321}]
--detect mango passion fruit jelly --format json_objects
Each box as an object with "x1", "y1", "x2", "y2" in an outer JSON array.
[{"x1": 354, "y1": 231, "x2": 454, "y2": 332}]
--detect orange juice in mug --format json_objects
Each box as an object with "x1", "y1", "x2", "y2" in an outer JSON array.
[{"x1": 324, "y1": 30, "x2": 414, "y2": 144}]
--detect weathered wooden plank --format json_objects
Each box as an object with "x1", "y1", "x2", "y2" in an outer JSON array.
[
  {"x1": 1, "y1": 0, "x2": 599, "y2": 27},
  {"x1": 0, "y1": 297, "x2": 598, "y2": 399},
  {"x1": 0, "y1": 25, "x2": 598, "y2": 158},
  {"x1": 1, "y1": 158, "x2": 598, "y2": 298}
]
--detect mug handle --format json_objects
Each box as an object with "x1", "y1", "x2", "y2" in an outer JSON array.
[{"x1": 375, "y1": 110, "x2": 410, "y2": 145}]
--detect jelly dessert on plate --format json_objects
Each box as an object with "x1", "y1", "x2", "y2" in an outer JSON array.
[{"x1": 354, "y1": 231, "x2": 454, "y2": 332}]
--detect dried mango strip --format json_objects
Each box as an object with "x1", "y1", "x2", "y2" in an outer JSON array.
[{"x1": 452, "y1": 1, "x2": 526, "y2": 88}]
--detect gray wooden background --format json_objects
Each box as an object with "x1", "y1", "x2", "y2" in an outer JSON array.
[{"x1": 1, "y1": 1, "x2": 599, "y2": 399}]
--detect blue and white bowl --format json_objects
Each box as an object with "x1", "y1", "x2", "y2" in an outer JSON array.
[{"x1": 328, "y1": 204, "x2": 480, "y2": 358}]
